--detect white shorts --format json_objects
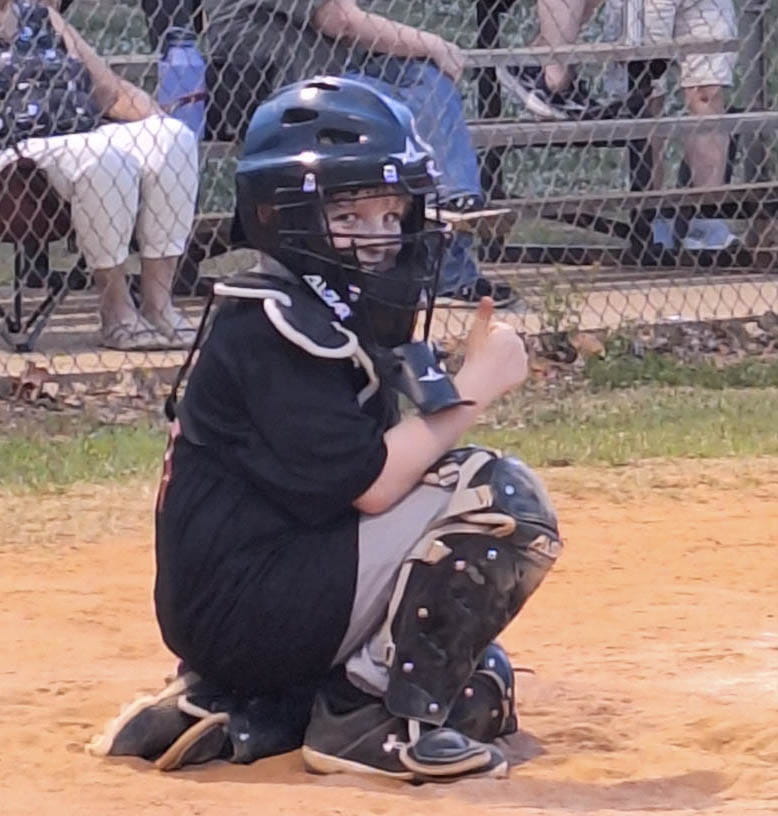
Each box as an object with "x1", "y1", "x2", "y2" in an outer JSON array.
[
  {"x1": 644, "y1": 0, "x2": 737, "y2": 88},
  {"x1": 0, "y1": 116, "x2": 198, "y2": 269}
]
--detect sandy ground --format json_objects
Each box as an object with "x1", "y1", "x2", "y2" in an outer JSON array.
[{"x1": 1, "y1": 457, "x2": 777, "y2": 816}]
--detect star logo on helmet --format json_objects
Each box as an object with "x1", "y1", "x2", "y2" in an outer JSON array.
[{"x1": 390, "y1": 138, "x2": 427, "y2": 166}]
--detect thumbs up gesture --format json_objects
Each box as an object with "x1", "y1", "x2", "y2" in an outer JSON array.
[{"x1": 456, "y1": 297, "x2": 528, "y2": 409}]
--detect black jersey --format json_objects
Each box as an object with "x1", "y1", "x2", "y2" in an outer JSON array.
[{"x1": 154, "y1": 272, "x2": 393, "y2": 695}]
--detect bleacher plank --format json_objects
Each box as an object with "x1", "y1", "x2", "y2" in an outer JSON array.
[
  {"x1": 191, "y1": 182, "x2": 778, "y2": 250},
  {"x1": 201, "y1": 141, "x2": 238, "y2": 160},
  {"x1": 495, "y1": 181, "x2": 778, "y2": 220},
  {"x1": 199, "y1": 112, "x2": 778, "y2": 160},
  {"x1": 108, "y1": 53, "x2": 156, "y2": 83},
  {"x1": 467, "y1": 111, "x2": 778, "y2": 149},
  {"x1": 462, "y1": 37, "x2": 739, "y2": 68},
  {"x1": 193, "y1": 207, "x2": 520, "y2": 238},
  {"x1": 108, "y1": 37, "x2": 739, "y2": 81}
]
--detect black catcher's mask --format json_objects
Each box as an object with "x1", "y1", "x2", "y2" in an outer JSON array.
[{"x1": 233, "y1": 76, "x2": 449, "y2": 349}]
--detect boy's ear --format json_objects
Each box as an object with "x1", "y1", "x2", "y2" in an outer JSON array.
[{"x1": 256, "y1": 204, "x2": 278, "y2": 227}]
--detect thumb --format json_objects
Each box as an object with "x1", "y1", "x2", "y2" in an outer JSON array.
[{"x1": 466, "y1": 296, "x2": 494, "y2": 350}]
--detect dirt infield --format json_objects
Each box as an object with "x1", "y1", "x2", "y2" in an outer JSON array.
[{"x1": 1, "y1": 458, "x2": 777, "y2": 816}]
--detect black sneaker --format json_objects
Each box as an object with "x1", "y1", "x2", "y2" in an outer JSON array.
[
  {"x1": 441, "y1": 194, "x2": 485, "y2": 213},
  {"x1": 154, "y1": 712, "x2": 231, "y2": 772},
  {"x1": 302, "y1": 693, "x2": 507, "y2": 782},
  {"x1": 86, "y1": 672, "x2": 202, "y2": 760},
  {"x1": 437, "y1": 276, "x2": 517, "y2": 309},
  {"x1": 503, "y1": 66, "x2": 614, "y2": 121}
]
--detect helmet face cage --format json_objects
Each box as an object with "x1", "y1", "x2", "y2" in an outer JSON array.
[
  {"x1": 234, "y1": 77, "x2": 451, "y2": 348},
  {"x1": 277, "y1": 188, "x2": 448, "y2": 347}
]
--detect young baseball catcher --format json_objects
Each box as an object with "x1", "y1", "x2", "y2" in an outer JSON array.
[{"x1": 87, "y1": 76, "x2": 563, "y2": 782}]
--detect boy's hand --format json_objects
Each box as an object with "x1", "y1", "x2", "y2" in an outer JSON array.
[{"x1": 456, "y1": 297, "x2": 528, "y2": 407}]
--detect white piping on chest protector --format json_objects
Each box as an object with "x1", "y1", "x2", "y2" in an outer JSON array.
[
  {"x1": 353, "y1": 346, "x2": 380, "y2": 406},
  {"x1": 264, "y1": 298, "x2": 357, "y2": 358},
  {"x1": 212, "y1": 282, "x2": 292, "y2": 306},
  {"x1": 263, "y1": 299, "x2": 380, "y2": 405}
]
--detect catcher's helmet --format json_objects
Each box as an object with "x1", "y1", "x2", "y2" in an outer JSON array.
[{"x1": 233, "y1": 76, "x2": 448, "y2": 348}]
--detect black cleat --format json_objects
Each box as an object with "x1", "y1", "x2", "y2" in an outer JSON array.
[
  {"x1": 302, "y1": 693, "x2": 507, "y2": 783},
  {"x1": 86, "y1": 672, "x2": 201, "y2": 760},
  {"x1": 154, "y1": 712, "x2": 231, "y2": 772}
]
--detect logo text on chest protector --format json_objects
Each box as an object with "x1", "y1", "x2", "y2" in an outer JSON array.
[{"x1": 302, "y1": 274, "x2": 352, "y2": 321}]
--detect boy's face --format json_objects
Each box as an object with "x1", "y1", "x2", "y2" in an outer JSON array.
[{"x1": 323, "y1": 187, "x2": 411, "y2": 272}]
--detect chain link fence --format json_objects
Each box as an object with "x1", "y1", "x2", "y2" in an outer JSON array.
[{"x1": 2, "y1": 0, "x2": 778, "y2": 396}]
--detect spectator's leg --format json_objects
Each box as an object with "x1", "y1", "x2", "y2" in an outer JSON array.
[
  {"x1": 644, "y1": 88, "x2": 677, "y2": 247},
  {"x1": 355, "y1": 61, "x2": 481, "y2": 205},
  {"x1": 138, "y1": 256, "x2": 183, "y2": 329},
  {"x1": 641, "y1": 0, "x2": 680, "y2": 246},
  {"x1": 347, "y1": 62, "x2": 511, "y2": 302},
  {"x1": 683, "y1": 84, "x2": 728, "y2": 188},
  {"x1": 680, "y1": 84, "x2": 737, "y2": 249},
  {"x1": 18, "y1": 131, "x2": 152, "y2": 331},
  {"x1": 531, "y1": 0, "x2": 602, "y2": 48},
  {"x1": 509, "y1": 0, "x2": 607, "y2": 120},
  {"x1": 648, "y1": 97, "x2": 666, "y2": 190},
  {"x1": 676, "y1": 0, "x2": 738, "y2": 249},
  {"x1": 97, "y1": 116, "x2": 199, "y2": 341},
  {"x1": 536, "y1": 0, "x2": 595, "y2": 92}
]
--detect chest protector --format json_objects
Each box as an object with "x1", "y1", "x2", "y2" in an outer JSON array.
[
  {"x1": 167, "y1": 256, "x2": 467, "y2": 444},
  {"x1": 0, "y1": 1, "x2": 102, "y2": 150},
  {"x1": 165, "y1": 258, "x2": 384, "y2": 442}
]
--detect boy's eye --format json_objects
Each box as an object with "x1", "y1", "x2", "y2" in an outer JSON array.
[
  {"x1": 331, "y1": 212, "x2": 358, "y2": 227},
  {"x1": 385, "y1": 212, "x2": 402, "y2": 225}
]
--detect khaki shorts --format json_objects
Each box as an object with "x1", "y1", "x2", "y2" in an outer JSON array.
[{"x1": 644, "y1": 0, "x2": 737, "y2": 88}]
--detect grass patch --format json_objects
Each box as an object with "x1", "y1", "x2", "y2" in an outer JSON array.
[
  {"x1": 585, "y1": 353, "x2": 778, "y2": 390},
  {"x1": 0, "y1": 422, "x2": 166, "y2": 491},
  {"x1": 2, "y1": 385, "x2": 778, "y2": 490},
  {"x1": 473, "y1": 386, "x2": 778, "y2": 466}
]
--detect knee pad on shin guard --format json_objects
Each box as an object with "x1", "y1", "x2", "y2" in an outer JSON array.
[{"x1": 382, "y1": 448, "x2": 562, "y2": 727}]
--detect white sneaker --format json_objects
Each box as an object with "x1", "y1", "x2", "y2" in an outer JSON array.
[
  {"x1": 682, "y1": 219, "x2": 739, "y2": 251},
  {"x1": 652, "y1": 216, "x2": 676, "y2": 249}
]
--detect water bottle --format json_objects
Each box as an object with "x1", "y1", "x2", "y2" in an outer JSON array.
[{"x1": 157, "y1": 27, "x2": 206, "y2": 140}]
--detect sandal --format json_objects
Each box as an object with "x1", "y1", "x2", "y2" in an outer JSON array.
[
  {"x1": 141, "y1": 308, "x2": 198, "y2": 348},
  {"x1": 99, "y1": 316, "x2": 176, "y2": 351}
]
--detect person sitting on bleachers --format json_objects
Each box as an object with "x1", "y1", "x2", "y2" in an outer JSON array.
[
  {"x1": 509, "y1": 0, "x2": 739, "y2": 250},
  {"x1": 201, "y1": 0, "x2": 516, "y2": 308},
  {"x1": 0, "y1": 0, "x2": 199, "y2": 349}
]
